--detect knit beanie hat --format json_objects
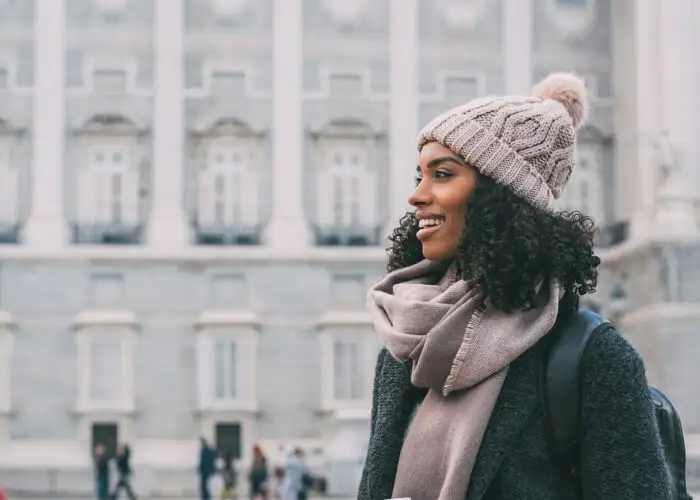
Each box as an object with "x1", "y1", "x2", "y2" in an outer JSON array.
[{"x1": 417, "y1": 72, "x2": 589, "y2": 211}]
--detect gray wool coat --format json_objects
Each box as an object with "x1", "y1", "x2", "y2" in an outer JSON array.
[{"x1": 358, "y1": 325, "x2": 673, "y2": 500}]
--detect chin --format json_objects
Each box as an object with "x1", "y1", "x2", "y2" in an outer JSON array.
[{"x1": 421, "y1": 244, "x2": 456, "y2": 262}]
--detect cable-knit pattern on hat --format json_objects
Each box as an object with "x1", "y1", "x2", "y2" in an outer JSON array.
[{"x1": 417, "y1": 73, "x2": 587, "y2": 212}]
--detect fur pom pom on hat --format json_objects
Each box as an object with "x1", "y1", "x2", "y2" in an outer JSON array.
[
  {"x1": 532, "y1": 72, "x2": 588, "y2": 129},
  {"x1": 417, "y1": 72, "x2": 589, "y2": 211}
]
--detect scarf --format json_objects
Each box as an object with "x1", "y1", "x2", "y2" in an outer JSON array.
[{"x1": 367, "y1": 259, "x2": 561, "y2": 500}]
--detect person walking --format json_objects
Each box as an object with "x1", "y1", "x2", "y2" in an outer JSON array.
[
  {"x1": 280, "y1": 446, "x2": 306, "y2": 500},
  {"x1": 110, "y1": 443, "x2": 137, "y2": 500},
  {"x1": 358, "y1": 72, "x2": 673, "y2": 499},
  {"x1": 93, "y1": 444, "x2": 111, "y2": 500},
  {"x1": 249, "y1": 444, "x2": 269, "y2": 499},
  {"x1": 197, "y1": 437, "x2": 217, "y2": 500}
]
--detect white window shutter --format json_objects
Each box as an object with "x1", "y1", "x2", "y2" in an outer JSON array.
[
  {"x1": 77, "y1": 169, "x2": 95, "y2": 224},
  {"x1": 317, "y1": 169, "x2": 335, "y2": 226},
  {"x1": 119, "y1": 150, "x2": 139, "y2": 225},
  {"x1": 0, "y1": 150, "x2": 17, "y2": 222},
  {"x1": 92, "y1": 170, "x2": 112, "y2": 224},
  {"x1": 198, "y1": 169, "x2": 215, "y2": 225},
  {"x1": 241, "y1": 171, "x2": 259, "y2": 226},
  {"x1": 359, "y1": 170, "x2": 377, "y2": 227}
]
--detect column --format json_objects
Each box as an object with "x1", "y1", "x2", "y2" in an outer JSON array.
[
  {"x1": 147, "y1": 0, "x2": 188, "y2": 250},
  {"x1": 265, "y1": 0, "x2": 311, "y2": 249},
  {"x1": 23, "y1": 0, "x2": 69, "y2": 248},
  {"x1": 503, "y1": 0, "x2": 533, "y2": 95},
  {"x1": 651, "y1": 0, "x2": 698, "y2": 235},
  {"x1": 388, "y1": 0, "x2": 419, "y2": 228}
]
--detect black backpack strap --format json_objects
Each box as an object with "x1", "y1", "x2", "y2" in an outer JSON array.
[{"x1": 541, "y1": 309, "x2": 613, "y2": 479}]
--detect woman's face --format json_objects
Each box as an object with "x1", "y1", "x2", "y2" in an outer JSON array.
[{"x1": 409, "y1": 141, "x2": 479, "y2": 261}]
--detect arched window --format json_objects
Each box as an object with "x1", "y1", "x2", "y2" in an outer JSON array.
[
  {"x1": 192, "y1": 118, "x2": 261, "y2": 245},
  {"x1": 198, "y1": 145, "x2": 257, "y2": 226},
  {"x1": 314, "y1": 119, "x2": 379, "y2": 246},
  {"x1": 74, "y1": 114, "x2": 144, "y2": 244},
  {"x1": 78, "y1": 145, "x2": 139, "y2": 226}
]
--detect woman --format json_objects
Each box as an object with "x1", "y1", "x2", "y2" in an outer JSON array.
[
  {"x1": 110, "y1": 443, "x2": 137, "y2": 500},
  {"x1": 249, "y1": 444, "x2": 269, "y2": 499},
  {"x1": 359, "y1": 73, "x2": 672, "y2": 500}
]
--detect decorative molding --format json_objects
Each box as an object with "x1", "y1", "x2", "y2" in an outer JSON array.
[
  {"x1": 321, "y1": 0, "x2": 371, "y2": 26},
  {"x1": 544, "y1": 0, "x2": 597, "y2": 41},
  {"x1": 66, "y1": 57, "x2": 152, "y2": 97},
  {"x1": 0, "y1": 245, "x2": 389, "y2": 263},
  {"x1": 94, "y1": 0, "x2": 129, "y2": 13},
  {"x1": 209, "y1": 0, "x2": 250, "y2": 18},
  {"x1": 317, "y1": 310, "x2": 373, "y2": 328},
  {"x1": 191, "y1": 115, "x2": 267, "y2": 138},
  {"x1": 195, "y1": 310, "x2": 260, "y2": 329},
  {"x1": 73, "y1": 310, "x2": 139, "y2": 329},
  {"x1": 304, "y1": 67, "x2": 389, "y2": 102},
  {"x1": 419, "y1": 70, "x2": 488, "y2": 103},
  {"x1": 436, "y1": 0, "x2": 489, "y2": 30},
  {"x1": 185, "y1": 60, "x2": 271, "y2": 99}
]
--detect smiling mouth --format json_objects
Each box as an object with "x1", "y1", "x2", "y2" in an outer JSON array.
[
  {"x1": 416, "y1": 218, "x2": 445, "y2": 241},
  {"x1": 418, "y1": 218, "x2": 445, "y2": 229}
]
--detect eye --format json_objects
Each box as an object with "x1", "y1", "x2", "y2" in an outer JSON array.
[
  {"x1": 414, "y1": 175, "x2": 422, "y2": 186},
  {"x1": 435, "y1": 169, "x2": 453, "y2": 180}
]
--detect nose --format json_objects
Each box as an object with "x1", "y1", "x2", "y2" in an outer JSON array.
[{"x1": 408, "y1": 178, "x2": 432, "y2": 207}]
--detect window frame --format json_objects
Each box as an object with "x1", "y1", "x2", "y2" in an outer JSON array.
[
  {"x1": 195, "y1": 311, "x2": 259, "y2": 413},
  {"x1": 318, "y1": 311, "x2": 378, "y2": 419},
  {"x1": 74, "y1": 311, "x2": 137, "y2": 414}
]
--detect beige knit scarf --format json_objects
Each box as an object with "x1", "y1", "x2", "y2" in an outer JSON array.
[{"x1": 368, "y1": 259, "x2": 561, "y2": 500}]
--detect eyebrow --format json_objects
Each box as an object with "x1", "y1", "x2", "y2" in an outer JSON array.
[{"x1": 416, "y1": 156, "x2": 466, "y2": 172}]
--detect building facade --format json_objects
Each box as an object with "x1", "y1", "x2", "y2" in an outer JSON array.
[{"x1": 0, "y1": 0, "x2": 698, "y2": 496}]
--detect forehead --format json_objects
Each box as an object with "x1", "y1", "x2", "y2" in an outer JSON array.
[{"x1": 419, "y1": 141, "x2": 462, "y2": 162}]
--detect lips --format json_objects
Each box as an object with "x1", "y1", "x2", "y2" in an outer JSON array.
[{"x1": 416, "y1": 217, "x2": 445, "y2": 241}]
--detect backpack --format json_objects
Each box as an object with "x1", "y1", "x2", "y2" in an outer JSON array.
[{"x1": 542, "y1": 309, "x2": 692, "y2": 499}]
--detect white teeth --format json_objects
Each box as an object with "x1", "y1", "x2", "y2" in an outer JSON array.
[{"x1": 418, "y1": 218, "x2": 445, "y2": 228}]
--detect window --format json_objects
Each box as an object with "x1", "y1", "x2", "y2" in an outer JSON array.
[
  {"x1": 0, "y1": 146, "x2": 17, "y2": 224},
  {"x1": 199, "y1": 146, "x2": 258, "y2": 227},
  {"x1": 195, "y1": 321, "x2": 258, "y2": 412},
  {"x1": 78, "y1": 145, "x2": 139, "y2": 226},
  {"x1": 333, "y1": 340, "x2": 364, "y2": 401},
  {"x1": 317, "y1": 147, "x2": 376, "y2": 228},
  {"x1": 557, "y1": 147, "x2": 603, "y2": 224},
  {"x1": 76, "y1": 324, "x2": 135, "y2": 412},
  {"x1": 318, "y1": 320, "x2": 376, "y2": 416},
  {"x1": 214, "y1": 339, "x2": 237, "y2": 401},
  {"x1": 90, "y1": 337, "x2": 123, "y2": 403}
]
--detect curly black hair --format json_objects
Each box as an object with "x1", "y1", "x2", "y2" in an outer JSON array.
[{"x1": 387, "y1": 176, "x2": 601, "y2": 317}]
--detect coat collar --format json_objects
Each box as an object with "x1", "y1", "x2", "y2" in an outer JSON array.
[{"x1": 368, "y1": 343, "x2": 543, "y2": 500}]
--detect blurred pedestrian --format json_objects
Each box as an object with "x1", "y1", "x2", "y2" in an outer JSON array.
[
  {"x1": 93, "y1": 444, "x2": 111, "y2": 500},
  {"x1": 110, "y1": 443, "x2": 137, "y2": 500},
  {"x1": 220, "y1": 450, "x2": 237, "y2": 499},
  {"x1": 249, "y1": 444, "x2": 268, "y2": 499},
  {"x1": 197, "y1": 437, "x2": 217, "y2": 500}
]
